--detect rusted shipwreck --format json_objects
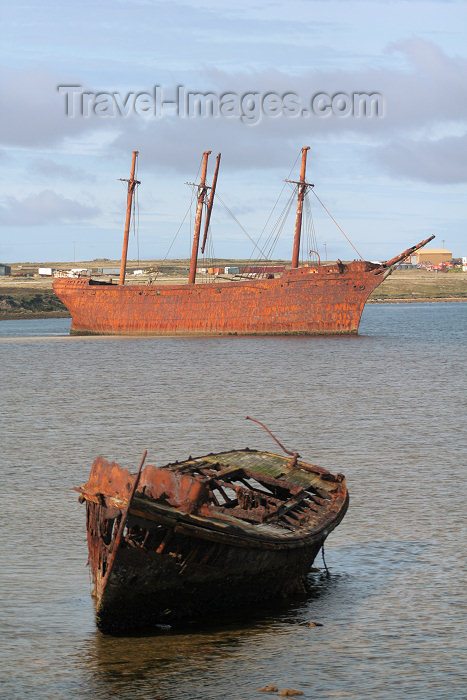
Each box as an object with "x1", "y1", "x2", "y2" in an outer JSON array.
[
  {"x1": 54, "y1": 148, "x2": 434, "y2": 336},
  {"x1": 75, "y1": 428, "x2": 348, "y2": 633}
]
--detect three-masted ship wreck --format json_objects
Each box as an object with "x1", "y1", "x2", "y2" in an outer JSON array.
[
  {"x1": 75, "y1": 419, "x2": 349, "y2": 633},
  {"x1": 54, "y1": 148, "x2": 434, "y2": 336}
]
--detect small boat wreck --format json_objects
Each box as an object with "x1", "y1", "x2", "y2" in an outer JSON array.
[{"x1": 75, "y1": 422, "x2": 348, "y2": 634}]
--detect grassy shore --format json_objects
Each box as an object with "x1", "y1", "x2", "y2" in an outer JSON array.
[{"x1": 1, "y1": 261, "x2": 466, "y2": 320}]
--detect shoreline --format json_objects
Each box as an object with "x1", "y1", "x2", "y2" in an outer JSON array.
[
  {"x1": 1, "y1": 296, "x2": 465, "y2": 321},
  {"x1": 0, "y1": 311, "x2": 71, "y2": 321},
  {"x1": 367, "y1": 297, "x2": 467, "y2": 304}
]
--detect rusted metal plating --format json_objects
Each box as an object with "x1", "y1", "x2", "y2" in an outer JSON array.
[
  {"x1": 100, "y1": 450, "x2": 147, "y2": 591},
  {"x1": 53, "y1": 259, "x2": 385, "y2": 336},
  {"x1": 53, "y1": 238, "x2": 436, "y2": 337}
]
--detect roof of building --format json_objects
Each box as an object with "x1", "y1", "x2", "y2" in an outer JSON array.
[{"x1": 416, "y1": 248, "x2": 451, "y2": 254}]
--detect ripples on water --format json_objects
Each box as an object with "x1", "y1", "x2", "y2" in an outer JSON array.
[{"x1": 0, "y1": 303, "x2": 466, "y2": 699}]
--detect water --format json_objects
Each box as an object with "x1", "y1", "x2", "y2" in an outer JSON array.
[{"x1": 1, "y1": 303, "x2": 466, "y2": 699}]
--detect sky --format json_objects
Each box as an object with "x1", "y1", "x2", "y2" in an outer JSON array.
[{"x1": 0, "y1": 0, "x2": 466, "y2": 263}]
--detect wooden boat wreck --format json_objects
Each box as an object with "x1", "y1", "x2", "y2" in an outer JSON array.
[
  {"x1": 75, "y1": 423, "x2": 349, "y2": 634},
  {"x1": 54, "y1": 148, "x2": 434, "y2": 336}
]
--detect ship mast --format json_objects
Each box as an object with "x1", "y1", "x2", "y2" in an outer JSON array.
[
  {"x1": 119, "y1": 150, "x2": 140, "y2": 286},
  {"x1": 201, "y1": 152, "x2": 221, "y2": 254},
  {"x1": 289, "y1": 146, "x2": 311, "y2": 269},
  {"x1": 188, "y1": 150, "x2": 211, "y2": 284}
]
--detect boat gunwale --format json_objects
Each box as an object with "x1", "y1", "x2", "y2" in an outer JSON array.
[
  {"x1": 75, "y1": 448, "x2": 349, "y2": 550},
  {"x1": 53, "y1": 260, "x2": 382, "y2": 297},
  {"x1": 79, "y1": 489, "x2": 349, "y2": 550}
]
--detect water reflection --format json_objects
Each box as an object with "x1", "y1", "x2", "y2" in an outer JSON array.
[
  {"x1": 76, "y1": 576, "x2": 334, "y2": 699},
  {"x1": 75, "y1": 539, "x2": 432, "y2": 698}
]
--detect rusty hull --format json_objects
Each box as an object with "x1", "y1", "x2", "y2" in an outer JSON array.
[
  {"x1": 54, "y1": 260, "x2": 383, "y2": 336},
  {"x1": 75, "y1": 450, "x2": 348, "y2": 633},
  {"x1": 53, "y1": 236, "x2": 434, "y2": 335},
  {"x1": 54, "y1": 235, "x2": 435, "y2": 336}
]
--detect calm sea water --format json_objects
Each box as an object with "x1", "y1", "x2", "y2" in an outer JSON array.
[{"x1": 1, "y1": 303, "x2": 466, "y2": 700}]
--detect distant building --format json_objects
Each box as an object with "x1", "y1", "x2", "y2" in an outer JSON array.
[
  {"x1": 98, "y1": 267, "x2": 120, "y2": 275},
  {"x1": 54, "y1": 268, "x2": 91, "y2": 278},
  {"x1": 410, "y1": 248, "x2": 452, "y2": 265},
  {"x1": 69, "y1": 268, "x2": 92, "y2": 277},
  {"x1": 0, "y1": 264, "x2": 11, "y2": 276}
]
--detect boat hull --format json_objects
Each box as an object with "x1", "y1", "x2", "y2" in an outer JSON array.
[
  {"x1": 78, "y1": 449, "x2": 349, "y2": 633},
  {"x1": 54, "y1": 262, "x2": 384, "y2": 336},
  {"x1": 90, "y1": 501, "x2": 329, "y2": 633}
]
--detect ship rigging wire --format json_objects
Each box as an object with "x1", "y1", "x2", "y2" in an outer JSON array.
[
  {"x1": 156, "y1": 157, "x2": 202, "y2": 273},
  {"x1": 250, "y1": 151, "x2": 301, "y2": 260},
  {"x1": 262, "y1": 187, "x2": 296, "y2": 261},
  {"x1": 132, "y1": 173, "x2": 140, "y2": 265},
  {"x1": 309, "y1": 188, "x2": 363, "y2": 260},
  {"x1": 159, "y1": 149, "x2": 363, "y2": 282},
  {"x1": 240, "y1": 149, "x2": 363, "y2": 265},
  {"x1": 243, "y1": 179, "x2": 363, "y2": 265},
  {"x1": 201, "y1": 199, "x2": 216, "y2": 281},
  {"x1": 304, "y1": 193, "x2": 319, "y2": 264},
  {"x1": 216, "y1": 194, "x2": 269, "y2": 261},
  {"x1": 156, "y1": 195, "x2": 195, "y2": 278}
]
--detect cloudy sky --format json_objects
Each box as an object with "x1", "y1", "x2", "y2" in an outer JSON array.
[{"x1": 1, "y1": 0, "x2": 466, "y2": 263}]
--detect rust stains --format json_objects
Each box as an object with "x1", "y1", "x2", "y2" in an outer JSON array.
[
  {"x1": 53, "y1": 233, "x2": 434, "y2": 336},
  {"x1": 74, "y1": 448, "x2": 349, "y2": 632},
  {"x1": 139, "y1": 465, "x2": 210, "y2": 514},
  {"x1": 54, "y1": 260, "x2": 384, "y2": 336}
]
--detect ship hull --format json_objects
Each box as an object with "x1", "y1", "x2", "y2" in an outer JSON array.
[{"x1": 54, "y1": 261, "x2": 385, "y2": 336}]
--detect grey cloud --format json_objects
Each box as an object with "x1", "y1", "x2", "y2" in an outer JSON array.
[
  {"x1": 374, "y1": 132, "x2": 467, "y2": 183},
  {"x1": 108, "y1": 38, "x2": 467, "y2": 183},
  {"x1": 0, "y1": 68, "x2": 111, "y2": 147},
  {"x1": 0, "y1": 190, "x2": 100, "y2": 225},
  {"x1": 112, "y1": 116, "x2": 293, "y2": 174},
  {"x1": 2, "y1": 38, "x2": 466, "y2": 184},
  {"x1": 205, "y1": 38, "x2": 467, "y2": 132},
  {"x1": 30, "y1": 158, "x2": 94, "y2": 181}
]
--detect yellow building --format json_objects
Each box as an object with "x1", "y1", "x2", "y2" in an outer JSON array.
[{"x1": 411, "y1": 248, "x2": 452, "y2": 265}]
